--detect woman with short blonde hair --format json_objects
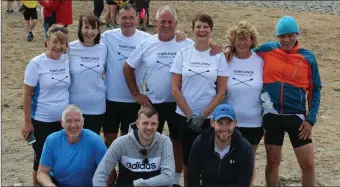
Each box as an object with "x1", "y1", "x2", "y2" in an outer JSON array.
[{"x1": 224, "y1": 20, "x2": 263, "y2": 185}]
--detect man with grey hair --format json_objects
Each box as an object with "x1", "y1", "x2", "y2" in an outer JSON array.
[
  {"x1": 123, "y1": 5, "x2": 221, "y2": 186},
  {"x1": 37, "y1": 104, "x2": 107, "y2": 187}
]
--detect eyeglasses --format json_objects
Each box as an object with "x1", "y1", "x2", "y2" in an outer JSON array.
[
  {"x1": 50, "y1": 27, "x2": 68, "y2": 34},
  {"x1": 140, "y1": 149, "x2": 149, "y2": 164}
]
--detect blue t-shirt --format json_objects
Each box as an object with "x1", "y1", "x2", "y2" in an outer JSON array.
[{"x1": 40, "y1": 129, "x2": 107, "y2": 186}]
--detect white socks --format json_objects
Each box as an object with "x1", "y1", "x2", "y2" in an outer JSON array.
[{"x1": 174, "y1": 172, "x2": 182, "y2": 185}]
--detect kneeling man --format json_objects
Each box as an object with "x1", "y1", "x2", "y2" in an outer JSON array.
[
  {"x1": 93, "y1": 106, "x2": 175, "y2": 186},
  {"x1": 188, "y1": 104, "x2": 254, "y2": 187}
]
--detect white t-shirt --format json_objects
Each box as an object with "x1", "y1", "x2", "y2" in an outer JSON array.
[
  {"x1": 170, "y1": 46, "x2": 229, "y2": 119},
  {"x1": 68, "y1": 40, "x2": 107, "y2": 115},
  {"x1": 127, "y1": 35, "x2": 194, "y2": 104},
  {"x1": 102, "y1": 29, "x2": 151, "y2": 103},
  {"x1": 225, "y1": 52, "x2": 263, "y2": 128},
  {"x1": 24, "y1": 53, "x2": 70, "y2": 122}
]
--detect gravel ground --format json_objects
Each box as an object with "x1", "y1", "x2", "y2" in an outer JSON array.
[{"x1": 219, "y1": 1, "x2": 340, "y2": 15}]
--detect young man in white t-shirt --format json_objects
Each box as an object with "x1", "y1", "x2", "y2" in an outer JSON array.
[{"x1": 101, "y1": 3, "x2": 151, "y2": 148}]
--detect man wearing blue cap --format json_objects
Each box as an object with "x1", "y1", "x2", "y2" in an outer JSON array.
[
  {"x1": 187, "y1": 104, "x2": 254, "y2": 187},
  {"x1": 224, "y1": 15, "x2": 321, "y2": 187}
]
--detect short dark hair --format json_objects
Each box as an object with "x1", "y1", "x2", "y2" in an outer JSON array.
[
  {"x1": 137, "y1": 106, "x2": 159, "y2": 119},
  {"x1": 118, "y1": 3, "x2": 137, "y2": 15},
  {"x1": 78, "y1": 12, "x2": 101, "y2": 45},
  {"x1": 192, "y1": 13, "x2": 213, "y2": 30}
]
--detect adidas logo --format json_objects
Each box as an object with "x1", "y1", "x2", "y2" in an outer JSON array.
[{"x1": 126, "y1": 162, "x2": 157, "y2": 170}]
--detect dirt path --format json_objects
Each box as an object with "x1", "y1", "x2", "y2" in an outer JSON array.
[{"x1": 2, "y1": 1, "x2": 340, "y2": 186}]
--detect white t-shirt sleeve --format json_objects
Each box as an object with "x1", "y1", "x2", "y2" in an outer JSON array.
[
  {"x1": 103, "y1": 43, "x2": 108, "y2": 73},
  {"x1": 100, "y1": 32, "x2": 108, "y2": 46},
  {"x1": 24, "y1": 60, "x2": 39, "y2": 87},
  {"x1": 170, "y1": 50, "x2": 183, "y2": 74},
  {"x1": 126, "y1": 42, "x2": 144, "y2": 69},
  {"x1": 217, "y1": 54, "x2": 229, "y2": 77}
]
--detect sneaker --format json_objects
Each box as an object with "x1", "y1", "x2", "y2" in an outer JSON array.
[
  {"x1": 6, "y1": 9, "x2": 10, "y2": 14},
  {"x1": 19, "y1": 5, "x2": 25, "y2": 13},
  {"x1": 29, "y1": 31, "x2": 34, "y2": 38},
  {"x1": 26, "y1": 35, "x2": 32, "y2": 41},
  {"x1": 10, "y1": 10, "x2": 14, "y2": 14},
  {"x1": 105, "y1": 23, "x2": 112, "y2": 29},
  {"x1": 140, "y1": 25, "x2": 147, "y2": 31}
]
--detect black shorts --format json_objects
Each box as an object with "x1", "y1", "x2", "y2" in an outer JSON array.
[
  {"x1": 31, "y1": 119, "x2": 62, "y2": 171},
  {"x1": 135, "y1": 0, "x2": 150, "y2": 12},
  {"x1": 177, "y1": 113, "x2": 211, "y2": 166},
  {"x1": 83, "y1": 113, "x2": 105, "y2": 135},
  {"x1": 237, "y1": 127, "x2": 264, "y2": 145},
  {"x1": 23, "y1": 7, "x2": 38, "y2": 20},
  {"x1": 263, "y1": 113, "x2": 312, "y2": 148},
  {"x1": 104, "y1": 100, "x2": 141, "y2": 134},
  {"x1": 152, "y1": 102, "x2": 181, "y2": 141}
]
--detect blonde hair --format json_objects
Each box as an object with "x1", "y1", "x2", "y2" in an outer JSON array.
[
  {"x1": 156, "y1": 5, "x2": 177, "y2": 22},
  {"x1": 47, "y1": 24, "x2": 69, "y2": 43},
  {"x1": 62, "y1": 104, "x2": 84, "y2": 123},
  {"x1": 226, "y1": 21, "x2": 259, "y2": 49}
]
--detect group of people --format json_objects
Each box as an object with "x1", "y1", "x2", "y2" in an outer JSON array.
[
  {"x1": 21, "y1": 2, "x2": 322, "y2": 187},
  {"x1": 93, "y1": 0, "x2": 150, "y2": 30}
]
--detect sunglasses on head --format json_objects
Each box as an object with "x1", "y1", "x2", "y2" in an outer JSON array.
[
  {"x1": 50, "y1": 27, "x2": 68, "y2": 34},
  {"x1": 139, "y1": 149, "x2": 149, "y2": 164}
]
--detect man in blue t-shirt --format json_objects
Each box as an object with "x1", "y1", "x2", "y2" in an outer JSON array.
[{"x1": 37, "y1": 104, "x2": 107, "y2": 186}]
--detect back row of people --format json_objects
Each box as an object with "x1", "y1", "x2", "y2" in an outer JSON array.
[{"x1": 21, "y1": 3, "x2": 321, "y2": 187}]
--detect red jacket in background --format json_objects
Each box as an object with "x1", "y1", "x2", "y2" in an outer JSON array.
[{"x1": 39, "y1": 0, "x2": 73, "y2": 26}]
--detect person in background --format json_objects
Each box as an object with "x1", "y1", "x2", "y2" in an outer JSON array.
[
  {"x1": 104, "y1": 0, "x2": 129, "y2": 28},
  {"x1": 22, "y1": 0, "x2": 39, "y2": 41},
  {"x1": 223, "y1": 20, "x2": 264, "y2": 184},
  {"x1": 21, "y1": 24, "x2": 70, "y2": 185},
  {"x1": 69, "y1": 12, "x2": 107, "y2": 135},
  {"x1": 93, "y1": 106, "x2": 175, "y2": 187},
  {"x1": 135, "y1": 0, "x2": 150, "y2": 31},
  {"x1": 93, "y1": 0, "x2": 104, "y2": 24},
  {"x1": 6, "y1": 0, "x2": 14, "y2": 14},
  {"x1": 188, "y1": 104, "x2": 254, "y2": 187},
  {"x1": 39, "y1": 0, "x2": 72, "y2": 42},
  {"x1": 37, "y1": 105, "x2": 107, "y2": 186}
]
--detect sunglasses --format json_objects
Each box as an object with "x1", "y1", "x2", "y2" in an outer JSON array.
[
  {"x1": 50, "y1": 27, "x2": 68, "y2": 34},
  {"x1": 139, "y1": 149, "x2": 149, "y2": 164}
]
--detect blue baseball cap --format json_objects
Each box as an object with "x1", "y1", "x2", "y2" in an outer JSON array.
[
  {"x1": 213, "y1": 104, "x2": 236, "y2": 121},
  {"x1": 276, "y1": 16, "x2": 299, "y2": 36}
]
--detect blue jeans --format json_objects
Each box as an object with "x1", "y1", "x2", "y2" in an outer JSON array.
[{"x1": 43, "y1": 20, "x2": 49, "y2": 39}]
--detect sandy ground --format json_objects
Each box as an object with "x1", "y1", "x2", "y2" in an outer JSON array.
[{"x1": 2, "y1": 1, "x2": 340, "y2": 186}]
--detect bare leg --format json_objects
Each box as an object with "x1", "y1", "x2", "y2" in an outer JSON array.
[
  {"x1": 33, "y1": 170, "x2": 38, "y2": 185},
  {"x1": 110, "y1": 5, "x2": 117, "y2": 26},
  {"x1": 294, "y1": 143, "x2": 316, "y2": 186},
  {"x1": 30, "y1": 19, "x2": 38, "y2": 31},
  {"x1": 251, "y1": 145, "x2": 258, "y2": 185},
  {"x1": 265, "y1": 144, "x2": 282, "y2": 187}
]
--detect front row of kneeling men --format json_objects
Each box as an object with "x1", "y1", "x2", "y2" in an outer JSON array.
[{"x1": 37, "y1": 104, "x2": 253, "y2": 187}]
